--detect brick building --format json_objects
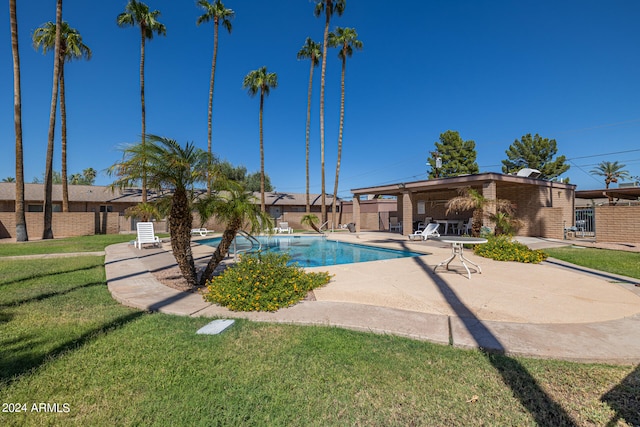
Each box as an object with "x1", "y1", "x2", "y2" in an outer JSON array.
[{"x1": 349, "y1": 173, "x2": 576, "y2": 240}]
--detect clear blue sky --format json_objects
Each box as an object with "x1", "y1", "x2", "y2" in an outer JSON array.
[{"x1": 2, "y1": 0, "x2": 640, "y2": 199}]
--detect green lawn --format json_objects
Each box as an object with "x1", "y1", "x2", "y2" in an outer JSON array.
[
  {"x1": 545, "y1": 246, "x2": 640, "y2": 280},
  {"x1": 0, "y1": 238, "x2": 638, "y2": 425}
]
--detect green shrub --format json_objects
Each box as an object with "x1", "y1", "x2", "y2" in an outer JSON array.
[
  {"x1": 473, "y1": 235, "x2": 548, "y2": 263},
  {"x1": 203, "y1": 252, "x2": 332, "y2": 312}
]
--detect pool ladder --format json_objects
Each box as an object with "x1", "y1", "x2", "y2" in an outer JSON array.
[{"x1": 232, "y1": 230, "x2": 262, "y2": 261}]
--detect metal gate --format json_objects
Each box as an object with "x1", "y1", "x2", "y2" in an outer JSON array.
[{"x1": 574, "y1": 207, "x2": 595, "y2": 238}]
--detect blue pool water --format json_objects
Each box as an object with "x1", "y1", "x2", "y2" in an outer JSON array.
[{"x1": 199, "y1": 235, "x2": 423, "y2": 267}]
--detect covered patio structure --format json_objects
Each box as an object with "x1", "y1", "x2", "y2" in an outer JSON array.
[{"x1": 350, "y1": 173, "x2": 575, "y2": 239}]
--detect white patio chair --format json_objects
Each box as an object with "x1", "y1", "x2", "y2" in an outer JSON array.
[
  {"x1": 408, "y1": 222, "x2": 440, "y2": 240},
  {"x1": 191, "y1": 228, "x2": 214, "y2": 237},
  {"x1": 134, "y1": 222, "x2": 161, "y2": 249},
  {"x1": 277, "y1": 222, "x2": 293, "y2": 234}
]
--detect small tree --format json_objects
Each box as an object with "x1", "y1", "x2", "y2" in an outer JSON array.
[
  {"x1": 109, "y1": 135, "x2": 207, "y2": 289},
  {"x1": 301, "y1": 214, "x2": 321, "y2": 233},
  {"x1": 427, "y1": 131, "x2": 479, "y2": 178},
  {"x1": 502, "y1": 133, "x2": 569, "y2": 180},
  {"x1": 590, "y1": 161, "x2": 630, "y2": 189},
  {"x1": 446, "y1": 188, "x2": 514, "y2": 237},
  {"x1": 196, "y1": 181, "x2": 273, "y2": 287}
]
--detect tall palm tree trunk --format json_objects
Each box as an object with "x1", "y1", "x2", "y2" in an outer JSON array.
[
  {"x1": 10, "y1": 0, "x2": 28, "y2": 241},
  {"x1": 259, "y1": 91, "x2": 265, "y2": 212},
  {"x1": 169, "y1": 187, "x2": 197, "y2": 288},
  {"x1": 60, "y1": 64, "x2": 69, "y2": 212},
  {"x1": 139, "y1": 26, "x2": 147, "y2": 203},
  {"x1": 43, "y1": 0, "x2": 63, "y2": 240},
  {"x1": 199, "y1": 217, "x2": 242, "y2": 287},
  {"x1": 206, "y1": 20, "x2": 219, "y2": 196},
  {"x1": 305, "y1": 59, "x2": 314, "y2": 214},
  {"x1": 319, "y1": 7, "x2": 330, "y2": 224},
  {"x1": 332, "y1": 56, "x2": 346, "y2": 226}
]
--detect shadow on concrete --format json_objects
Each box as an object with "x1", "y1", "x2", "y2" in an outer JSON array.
[
  {"x1": 601, "y1": 363, "x2": 640, "y2": 426},
  {"x1": 398, "y1": 240, "x2": 579, "y2": 426}
]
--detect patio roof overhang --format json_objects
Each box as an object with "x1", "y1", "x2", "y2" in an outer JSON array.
[
  {"x1": 351, "y1": 172, "x2": 575, "y2": 197},
  {"x1": 575, "y1": 187, "x2": 640, "y2": 201}
]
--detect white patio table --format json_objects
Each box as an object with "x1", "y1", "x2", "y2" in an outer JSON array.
[{"x1": 433, "y1": 236, "x2": 487, "y2": 279}]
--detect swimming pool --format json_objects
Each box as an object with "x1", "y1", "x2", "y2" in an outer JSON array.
[{"x1": 198, "y1": 235, "x2": 423, "y2": 267}]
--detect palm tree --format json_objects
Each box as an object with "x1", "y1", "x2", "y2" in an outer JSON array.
[
  {"x1": 33, "y1": 21, "x2": 91, "y2": 212},
  {"x1": 69, "y1": 173, "x2": 82, "y2": 185},
  {"x1": 109, "y1": 135, "x2": 208, "y2": 289},
  {"x1": 328, "y1": 27, "x2": 362, "y2": 226},
  {"x1": 445, "y1": 188, "x2": 514, "y2": 237},
  {"x1": 301, "y1": 213, "x2": 321, "y2": 233},
  {"x1": 82, "y1": 167, "x2": 97, "y2": 184},
  {"x1": 196, "y1": 0, "x2": 234, "y2": 195},
  {"x1": 314, "y1": 0, "x2": 345, "y2": 223},
  {"x1": 297, "y1": 37, "x2": 322, "y2": 214},
  {"x1": 10, "y1": 0, "x2": 27, "y2": 241},
  {"x1": 117, "y1": 0, "x2": 166, "y2": 203},
  {"x1": 590, "y1": 161, "x2": 631, "y2": 205},
  {"x1": 590, "y1": 161, "x2": 631, "y2": 189},
  {"x1": 42, "y1": 0, "x2": 63, "y2": 240},
  {"x1": 242, "y1": 66, "x2": 278, "y2": 213},
  {"x1": 196, "y1": 181, "x2": 273, "y2": 287}
]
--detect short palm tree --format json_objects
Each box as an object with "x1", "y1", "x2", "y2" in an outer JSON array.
[
  {"x1": 314, "y1": 0, "x2": 345, "y2": 223},
  {"x1": 117, "y1": 0, "x2": 166, "y2": 203},
  {"x1": 301, "y1": 213, "x2": 321, "y2": 233},
  {"x1": 33, "y1": 21, "x2": 91, "y2": 212},
  {"x1": 446, "y1": 188, "x2": 514, "y2": 237},
  {"x1": 196, "y1": 181, "x2": 273, "y2": 287},
  {"x1": 10, "y1": 0, "x2": 27, "y2": 241},
  {"x1": 297, "y1": 37, "x2": 322, "y2": 214},
  {"x1": 242, "y1": 66, "x2": 278, "y2": 212},
  {"x1": 109, "y1": 135, "x2": 208, "y2": 289},
  {"x1": 196, "y1": 0, "x2": 234, "y2": 195},
  {"x1": 590, "y1": 161, "x2": 630, "y2": 189},
  {"x1": 328, "y1": 27, "x2": 362, "y2": 226},
  {"x1": 590, "y1": 161, "x2": 631, "y2": 205}
]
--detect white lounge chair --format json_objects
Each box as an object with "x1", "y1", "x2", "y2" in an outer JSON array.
[
  {"x1": 277, "y1": 222, "x2": 293, "y2": 234},
  {"x1": 191, "y1": 228, "x2": 214, "y2": 237},
  {"x1": 408, "y1": 222, "x2": 440, "y2": 241},
  {"x1": 134, "y1": 222, "x2": 161, "y2": 249}
]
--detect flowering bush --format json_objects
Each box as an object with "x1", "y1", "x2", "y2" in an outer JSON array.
[
  {"x1": 473, "y1": 235, "x2": 548, "y2": 263},
  {"x1": 202, "y1": 252, "x2": 331, "y2": 312}
]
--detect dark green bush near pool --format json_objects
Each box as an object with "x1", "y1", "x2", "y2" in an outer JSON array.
[
  {"x1": 203, "y1": 252, "x2": 332, "y2": 312},
  {"x1": 473, "y1": 235, "x2": 548, "y2": 263}
]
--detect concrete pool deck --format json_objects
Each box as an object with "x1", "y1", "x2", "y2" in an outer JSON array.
[{"x1": 105, "y1": 232, "x2": 640, "y2": 364}]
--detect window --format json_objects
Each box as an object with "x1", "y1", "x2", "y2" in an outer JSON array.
[
  {"x1": 99, "y1": 205, "x2": 113, "y2": 213},
  {"x1": 27, "y1": 204, "x2": 43, "y2": 212},
  {"x1": 417, "y1": 201, "x2": 426, "y2": 215}
]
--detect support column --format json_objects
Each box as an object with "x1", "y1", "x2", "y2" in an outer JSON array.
[
  {"x1": 353, "y1": 195, "x2": 361, "y2": 233},
  {"x1": 402, "y1": 191, "x2": 414, "y2": 236},
  {"x1": 482, "y1": 182, "x2": 497, "y2": 231}
]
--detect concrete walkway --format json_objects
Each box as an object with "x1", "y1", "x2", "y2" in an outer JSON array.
[{"x1": 105, "y1": 233, "x2": 640, "y2": 364}]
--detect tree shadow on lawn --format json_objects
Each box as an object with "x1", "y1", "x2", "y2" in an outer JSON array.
[
  {"x1": 0, "y1": 262, "x2": 103, "y2": 288},
  {"x1": 398, "y1": 240, "x2": 579, "y2": 426},
  {"x1": 0, "y1": 281, "x2": 104, "y2": 308},
  {"x1": 0, "y1": 310, "x2": 145, "y2": 387},
  {"x1": 601, "y1": 363, "x2": 640, "y2": 426}
]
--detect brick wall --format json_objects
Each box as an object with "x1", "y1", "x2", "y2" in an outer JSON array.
[
  {"x1": 0, "y1": 212, "x2": 122, "y2": 239},
  {"x1": 595, "y1": 206, "x2": 640, "y2": 243}
]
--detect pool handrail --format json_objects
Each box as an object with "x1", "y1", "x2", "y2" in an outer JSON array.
[{"x1": 233, "y1": 230, "x2": 262, "y2": 260}]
